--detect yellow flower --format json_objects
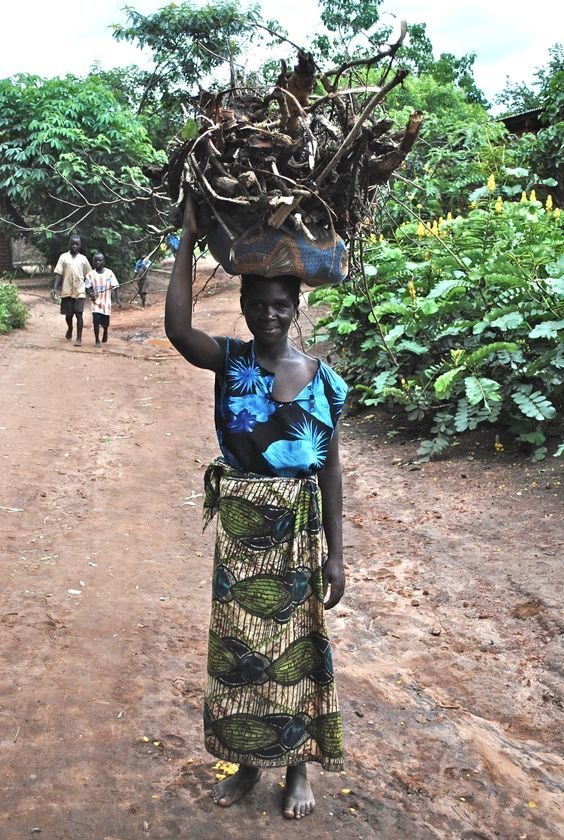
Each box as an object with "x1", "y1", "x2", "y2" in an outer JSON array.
[
  {"x1": 417, "y1": 222, "x2": 425, "y2": 237},
  {"x1": 446, "y1": 211, "x2": 453, "y2": 221},
  {"x1": 487, "y1": 173, "x2": 496, "y2": 192},
  {"x1": 470, "y1": 201, "x2": 477, "y2": 209},
  {"x1": 494, "y1": 196, "x2": 503, "y2": 214},
  {"x1": 438, "y1": 216, "x2": 444, "y2": 227},
  {"x1": 407, "y1": 280, "x2": 416, "y2": 300},
  {"x1": 546, "y1": 194, "x2": 553, "y2": 211},
  {"x1": 554, "y1": 207, "x2": 561, "y2": 220},
  {"x1": 494, "y1": 435, "x2": 504, "y2": 454},
  {"x1": 416, "y1": 203, "x2": 423, "y2": 210},
  {"x1": 213, "y1": 760, "x2": 239, "y2": 775},
  {"x1": 529, "y1": 189, "x2": 537, "y2": 202},
  {"x1": 431, "y1": 220, "x2": 439, "y2": 236},
  {"x1": 520, "y1": 191, "x2": 528, "y2": 203},
  {"x1": 379, "y1": 233, "x2": 384, "y2": 241}
]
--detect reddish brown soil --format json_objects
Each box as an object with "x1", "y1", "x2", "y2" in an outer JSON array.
[{"x1": 1, "y1": 267, "x2": 562, "y2": 840}]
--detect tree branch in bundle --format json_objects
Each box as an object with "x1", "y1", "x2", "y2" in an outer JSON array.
[
  {"x1": 326, "y1": 19, "x2": 408, "y2": 90},
  {"x1": 367, "y1": 110, "x2": 423, "y2": 184},
  {"x1": 314, "y1": 69, "x2": 410, "y2": 188}
]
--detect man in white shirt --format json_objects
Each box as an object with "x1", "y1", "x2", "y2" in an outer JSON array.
[{"x1": 53, "y1": 234, "x2": 92, "y2": 347}]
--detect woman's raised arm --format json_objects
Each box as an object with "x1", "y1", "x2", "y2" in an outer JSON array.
[{"x1": 165, "y1": 195, "x2": 225, "y2": 373}]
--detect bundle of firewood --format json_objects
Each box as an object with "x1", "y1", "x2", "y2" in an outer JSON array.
[{"x1": 166, "y1": 22, "x2": 422, "y2": 252}]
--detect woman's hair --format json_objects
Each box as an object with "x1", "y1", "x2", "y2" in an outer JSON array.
[{"x1": 240, "y1": 274, "x2": 300, "y2": 308}]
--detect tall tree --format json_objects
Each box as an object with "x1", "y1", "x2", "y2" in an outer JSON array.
[
  {"x1": 111, "y1": 1, "x2": 263, "y2": 139},
  {"x1": 313, "y1": 0, "x2": 389, "y2": 62},
  {"x1": 396, "y1": 23, "x2": 487, "y2": 107},
  {"x1": 319, "y1": 0, "x2": 383, "y2": 35},
  {"x1": 495, "y1": 79, "x2": 541, "y2": 114}
]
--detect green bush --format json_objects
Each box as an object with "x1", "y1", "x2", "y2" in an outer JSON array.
[
  {"x1": 0, "y1": 283, "x2": 29, "y2": 333},
  {"x1": 311, "y1": 186, "x2": 564, "y2": 460}
]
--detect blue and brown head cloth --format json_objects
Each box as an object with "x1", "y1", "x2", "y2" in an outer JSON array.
[{"x1": 206, "y1": 223, "x2": 348, "y2": 287}]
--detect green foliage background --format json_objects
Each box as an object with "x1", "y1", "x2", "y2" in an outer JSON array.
[
  {"x1": 0, "y1": 283, "x2": 28, "y2": 333},
  {"x1": 0, "y1": 74, "x2": 166, "y2": 280},
  {"x1": 311, "y1": 189, "x2": 563, "y2": 459},
  {"x1": 310, "y1": 32, "x2": 563, "y2": 459}
]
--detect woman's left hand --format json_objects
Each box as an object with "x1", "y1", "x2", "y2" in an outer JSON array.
[{"x1": 323, "y1": 555, "x2": 345, "y2": 609}]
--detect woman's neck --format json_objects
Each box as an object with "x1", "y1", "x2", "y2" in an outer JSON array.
[{"x1": 253, "y1": 337, "x2": 295, "y2": 367}]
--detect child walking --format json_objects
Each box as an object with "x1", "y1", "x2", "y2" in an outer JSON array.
[{"x1": 85, "y1": 253, "x2": 120, "y2": 346}]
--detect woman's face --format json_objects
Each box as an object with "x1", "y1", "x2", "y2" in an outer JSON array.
[{"x1": 241, "y1": 279, "x2": 297, "y2": 344}]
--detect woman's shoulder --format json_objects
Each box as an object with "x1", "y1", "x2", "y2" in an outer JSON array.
[
  {"x1": 225, "y1": 337, "x2": 252, "y2": 357},
  {"x1": 220, "y1": 337, "x2": 254, "y2": 375},
  {"x1": 317, "y1": 358, "x2": 348, "y2": 395}
]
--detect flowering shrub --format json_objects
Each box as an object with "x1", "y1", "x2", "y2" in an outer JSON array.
[{"x1": 311, "y1": 186, "x2": 564, "y2": 460}]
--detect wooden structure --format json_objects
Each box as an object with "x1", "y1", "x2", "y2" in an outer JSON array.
[{"x1": 499, "y1": 108, "x2": 543, "y2": 137}]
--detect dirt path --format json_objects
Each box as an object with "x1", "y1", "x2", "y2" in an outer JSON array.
[{"x1": 1, "y1": 272, "x2": 562, "y2": 840}]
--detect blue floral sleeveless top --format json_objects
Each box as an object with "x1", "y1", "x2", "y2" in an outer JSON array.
[{"x1": 214, "y1": 339, "x2": 348, "y2": 478}]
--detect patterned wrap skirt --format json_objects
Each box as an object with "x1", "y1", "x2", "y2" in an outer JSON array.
[{"x1": 202, "y1": 459, "x2": 344, "y2": 771}]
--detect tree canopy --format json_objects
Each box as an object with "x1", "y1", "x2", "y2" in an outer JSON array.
[
  {"x1": 0, "y1": 74, "x2": 166, "y2": 276},
  {"x1": 111, "y1": 1, "x2": 264, "y2": 140}
]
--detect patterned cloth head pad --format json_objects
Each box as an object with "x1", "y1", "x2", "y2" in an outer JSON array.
[{"x1": 206, "y1": 223, "x2": 349, "y2": 287}]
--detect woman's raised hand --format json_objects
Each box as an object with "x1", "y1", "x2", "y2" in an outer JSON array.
[{"x1": 182, "y1": 190, "x2": 207, "y2": 240}]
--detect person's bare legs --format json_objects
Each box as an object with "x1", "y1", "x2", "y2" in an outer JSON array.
[
  {"x1": 212, "y1": 764, "x2": 261, "y2": 807},
  {"x1": 93, "y1": 322, "x2": 101, "y2": 346},
  {"x1": 283, "y1": 764, "x2": 315, "y2": 820},
  {"x1": 102, "y1": 325, "x2": 109, "y2": 343},
  {"x1": 65, "y1": 313, "x2": 73, "y2": 340},
  {"x1": 74, "y1": 313, "x2": 83, "y2": 347}
]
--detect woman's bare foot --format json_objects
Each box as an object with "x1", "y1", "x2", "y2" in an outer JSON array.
[
  {"x1": 283, "y1": 764, "x2": 315, "y2": 820},
  {"x1": 213, "y1": 765, "x2": 261, "y2": 807}
]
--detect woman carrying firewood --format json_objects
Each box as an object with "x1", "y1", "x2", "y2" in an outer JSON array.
[{"x1": 165, "y1": 194, "x2": 347, "y2": 820}]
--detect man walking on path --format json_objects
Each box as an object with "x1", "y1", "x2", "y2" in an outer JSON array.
[
  {"x1": 133, "y1": 255, "x2": 152, "y2": 308},
  {"x1": 85, "y1": 252, "x2": 120, "y2": 347},
  {"x1": 53, "y1": 234, "x2": 92, "y2": 347}
]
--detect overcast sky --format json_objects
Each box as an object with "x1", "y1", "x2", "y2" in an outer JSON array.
[{"x1": 2, "y1": 0, "x2": 561, "y2": 107}]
